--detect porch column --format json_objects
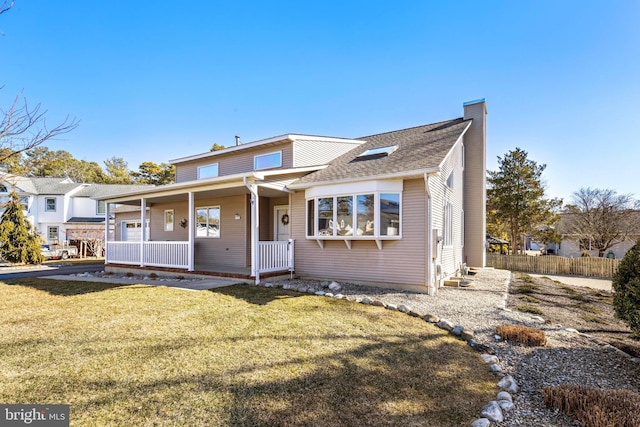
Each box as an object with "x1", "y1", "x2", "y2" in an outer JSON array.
[
  {"x1": 188, "y1": 192, "x2": 194, "y2": 271},
  {"x1": 104, "y1": 201, "x2": 110, "y2": 265},
  {"x1": 140, "y1": 198, "x2": 146, "y2": 267}
]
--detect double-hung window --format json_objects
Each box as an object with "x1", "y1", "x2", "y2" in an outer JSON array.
[{"x1": 45, "y1": 197, "x2": 56, "y2": 212}]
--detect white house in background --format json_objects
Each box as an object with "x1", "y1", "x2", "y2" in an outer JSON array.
[{"x1": 0, "y1": 173, "x2": 149, "y2": 250}]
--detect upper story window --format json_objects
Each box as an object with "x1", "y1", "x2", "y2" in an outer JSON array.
[
  {"x1": 45, "y1": 197, "x2": 57, "y2": 212},
  {"x1": 198, "y1": 163, "x2": 219, "y2": 179},
  {"x1": 96, "y1": 200, "x2": 106, "y2": 215},
  {"x1": 443, "y1": 201, "x2": 453, "y2": 246},
  {"x1": 445, "y1": 171, "x2": 454, "y2": 189},
  {"x1": 254, "y1": 151, "x2": 282, "y2": 170}
]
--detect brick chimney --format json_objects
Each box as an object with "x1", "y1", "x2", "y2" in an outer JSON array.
[{"x1": 463, "y1": 99, "x2": 487, "y2": 267}]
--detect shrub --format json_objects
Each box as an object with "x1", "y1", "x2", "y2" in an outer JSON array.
[
  {"x1": 542, "y1": 384, "x2": 640, "y2": 427},
  {"x1": 516, "y1": 305, "x2": 544, "y2": 315},
  {"x1": 496, "y1": 324, "x2": 546, "y2": 346},
  {"x1": 612, "y1": 242, "x2": 640, "y2": 337},
  {"x1": 579, "y1": 314, "x2": 607, "y2": 324},
  {"x1": 514, "y1": 284, "x2": 537, "y2": 294}
]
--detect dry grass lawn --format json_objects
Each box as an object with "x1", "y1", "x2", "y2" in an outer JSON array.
[{"x1": 0, "y1": 279, "x2": 496, "y2": 426}]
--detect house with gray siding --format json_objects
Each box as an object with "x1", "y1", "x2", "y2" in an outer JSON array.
[{"x1": 98, "y1": 99, "x2": 487, "y2": 294}]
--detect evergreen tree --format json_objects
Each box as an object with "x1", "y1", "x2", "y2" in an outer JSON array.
[
  {"x1": 612, "y1": 241, "x2": 640, "y2": 337},
  {"x1": 0, "y1": 192, "x2": 44, "y2": 264},
  {"x1": 487, "y1": 148, "x2": 562, "y2": 254}
]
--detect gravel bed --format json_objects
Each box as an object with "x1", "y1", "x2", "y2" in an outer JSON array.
[{"x1": 274, "y1": 269, "x2": 640, "y2": 426}]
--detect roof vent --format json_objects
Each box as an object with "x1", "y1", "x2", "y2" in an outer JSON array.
[{"x1": 235, "y1": 135, "x2": 241, "y2": 146}]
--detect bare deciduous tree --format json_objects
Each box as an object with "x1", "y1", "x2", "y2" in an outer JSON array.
[
  {"x1": 0, "y1": 0, "x2": 14, "y2": 15},
  {"x1": 1, "y1": 92, "x2": 79, "y2": 164},
  {"x1": 563, "y1": 188, "x2": 640, "y2": 257}
]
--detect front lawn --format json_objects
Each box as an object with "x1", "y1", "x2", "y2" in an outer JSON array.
[{"x1": 0, "y1": 279, "x2": 496, "y2": 426}]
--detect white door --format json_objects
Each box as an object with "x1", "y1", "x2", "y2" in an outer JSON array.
[{"x1": 274, "y1": 206, "x2": 289, "y2": 241}]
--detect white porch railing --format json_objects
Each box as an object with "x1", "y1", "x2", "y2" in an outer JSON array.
[
  {"x1": 106, "y1": 239, "x2": 294, "y2": 274},
  {"x1": 258, "y1": 239, "x2": 294, "y2": 273},
  {"x1": 106, "y1": 241, "x2": 189, "y2": 269}
]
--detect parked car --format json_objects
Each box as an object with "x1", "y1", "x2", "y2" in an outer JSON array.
[{"x1": 41, "y1": 242, "x2": 78, "y2": 260}]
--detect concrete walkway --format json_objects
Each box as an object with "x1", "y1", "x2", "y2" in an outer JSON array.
[
  {"x1": 43, "y1": 274, "x2": 248, "y2": 291},
  {"x1": 528, "y1": 273, "x2": 612, "y2": 291}
]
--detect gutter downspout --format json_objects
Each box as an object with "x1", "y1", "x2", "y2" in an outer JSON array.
[
  {"x1": 244, "y1": 176, "x2": 260, "y2": 284},
  {"x1": 424, "y1": 173, "x2": 435, "y2": 296}
]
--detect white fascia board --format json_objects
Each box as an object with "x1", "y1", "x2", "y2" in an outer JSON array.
[
  {"x1": 287, "y1": 168, "x2": 440, "y2": 191},
  {"x1": 438, "y1": 120, "x2": 472, "y2": 170},
  {"x1": 95, "y1": 171, "x2": 264, "y2": 203},
  {"x1": 169, "y1": 135, "x2": 364, "y2": 165}
]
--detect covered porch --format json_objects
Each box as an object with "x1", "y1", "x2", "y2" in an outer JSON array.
[{"x1": 100, "y1": 172, "x2": 296, "y2": 283}]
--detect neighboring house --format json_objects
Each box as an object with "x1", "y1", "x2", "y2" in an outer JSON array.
[
  {"x1": 98, "y1": 99, "x2": 487, "y2": 294},
  {"x1": 553, "y1": 213, "x2": 640, "y2": 259},
  {"x1": 0, "y1": 173, "x2": 149, "y2": 252}
]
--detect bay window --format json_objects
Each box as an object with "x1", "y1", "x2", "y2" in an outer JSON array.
[{"x1": 307, "y1": 192, "x2": 401, "y2": 238}]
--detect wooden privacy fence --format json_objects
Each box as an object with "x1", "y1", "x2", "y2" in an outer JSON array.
[{"x1": 486, "y1": 254, "x2": 621, "y2": 279}]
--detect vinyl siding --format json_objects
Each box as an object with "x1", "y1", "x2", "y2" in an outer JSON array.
[
  {"x1": 193, "y1": 194, "x2": 249, "y2": 268},
  {"x1": 175, "y1": 143, "x2": 294, "y2": 183},
  {"x1": 431, "y1": 140, "x2": 465, "y2": 281},
  {"x1": 292, "y1": 140, "x2": 362, "y2": 167},
  {"x1": 290, "y1": 178, "x2": 428, "y2": 290}
]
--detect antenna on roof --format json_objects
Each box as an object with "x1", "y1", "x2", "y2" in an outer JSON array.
[{"x1": 235, "y1": 135, "x2": 241, "y2": 146}]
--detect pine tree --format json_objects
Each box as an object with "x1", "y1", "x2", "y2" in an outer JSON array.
[
  {"x1": 487, "y1": 148, "x2": 562, "y2": 254},
  {"x1": 0, "y1": 192, "x2": 44, "y2": 264}
]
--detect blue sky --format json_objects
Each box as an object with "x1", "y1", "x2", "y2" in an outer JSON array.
[{"x1": 1, "y1": 1, "x2": 638, "y2": 202}]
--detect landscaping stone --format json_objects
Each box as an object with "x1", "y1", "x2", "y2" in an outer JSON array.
[
  {"x1": 371, "y1": 300, "x2": 386, "y2": 307},
  {"x1": 298, "y1": 286, "x2": 308, "y2": 293},
  {"x1": 324, "y1": 293, "x2": 334, "y2": 298},
  {"x1": 334, "y1": 294, "x2": 344, "y2": 299},
  {"x1": 481, "y1": 354, "x2": 499, "y2": 364},
  {"x1": 407, "y1": 310, "x2": 422, "y2": 318},
  {"x1": 360, "y1": 297, "x2": 372, "y2": 305},
  {"x1": 328, "y1": 281, "x2": 341, "y2": 291},
  {"x1": 436, "y1": 319, "x2": 454, "y2": 331},
  {"x1": 497, "y1": 391, "x2": 512, "y2": 402},
  {"x1": 397, "y1": 304, "x2": 410, "y2": 313},
  {"x1": 264, "y1": 282, "x2": 273, "y2": 288},
  {"x1": 489, "y1": 364, "x2": 503, "y2": 373},
  {"x1": 451, "y1": 325, "x2": 464, "y2": 336},
  {"x1": 282, "y1": 284, "x2": 291, "y2": 290},
  {"x1": 480, "y1": 401, "x2": 504, "y2": 423},
  {"x1": 422, "y1": 313, "x2": 439, "y2": 323},
  {"x1": 470, "y1": 419, "x2": 490, "y2": 427},
  {"x1": 307, "y1": 288, "x2": 316, "y2": 293},
  {"x1": 321, "y1": 281, "x2": 330, "y2": 288},
  {"x1": 315, "y1": 291, "x2": 325, "y2": 296},
  {"x1": 498, "y1": 400, "x2": 514, "y2": 412},
  {"x1": 386, "y1": 303, "x2": 398, "y2": 311},
  {"x1": 498, "y1": 375, "x2": 518, "y2": 393}
]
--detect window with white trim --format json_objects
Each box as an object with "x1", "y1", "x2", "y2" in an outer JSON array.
[
  {"x1": 198, "y1": 163, "x2": 219, "y2": 179},
  {"x1": 195, "y1": 206, "x2": 220, "y2": 238},
  {"x1": 445, "y1": 171, "x2": 454, "y2": 189},
  {"x1": 254, "y1": 151, "x2": 282, "y2": 170},
  {"x1": 45, "y1": 197, "x2": 56, "y2": 212},
  {"x1": 96, "y1": 200, "x2": 106, "y2": 215},
  {"x1": 48, "y1": 226, "x2": 59, "y2": 241},
  {"x1": 164, "y1": 209, "x2": 174, "y2": 231},
  {"x1": 443, "y1": 201, "x2": 453, "y2": 246},
  {"x1": 307, "y1": 192, "x2": 401, "y2": 238}
]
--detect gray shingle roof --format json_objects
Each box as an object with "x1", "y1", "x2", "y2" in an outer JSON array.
[
  {"x1": 73, "y1": 184, "x2": 152, "y2": 197},
  {"x1": 292, "y1": 118, "x2": 471, "y2": 186}
]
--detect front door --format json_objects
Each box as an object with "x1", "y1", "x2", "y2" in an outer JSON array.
[{"x1": 274, "y1": 205, "x2": 289, "y2": 241}]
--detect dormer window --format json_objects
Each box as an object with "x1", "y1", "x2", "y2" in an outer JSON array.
[{"x1": 254, "y1": 151, "x2": 282, "y2": 170}]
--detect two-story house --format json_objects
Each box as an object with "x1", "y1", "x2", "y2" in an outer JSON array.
[
  {"x1": 0, "y1": 173, "x2": 149, "y2": 252},
  {"x1": 99, "y1": 99, "x2": 487, "y2": 294}
]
